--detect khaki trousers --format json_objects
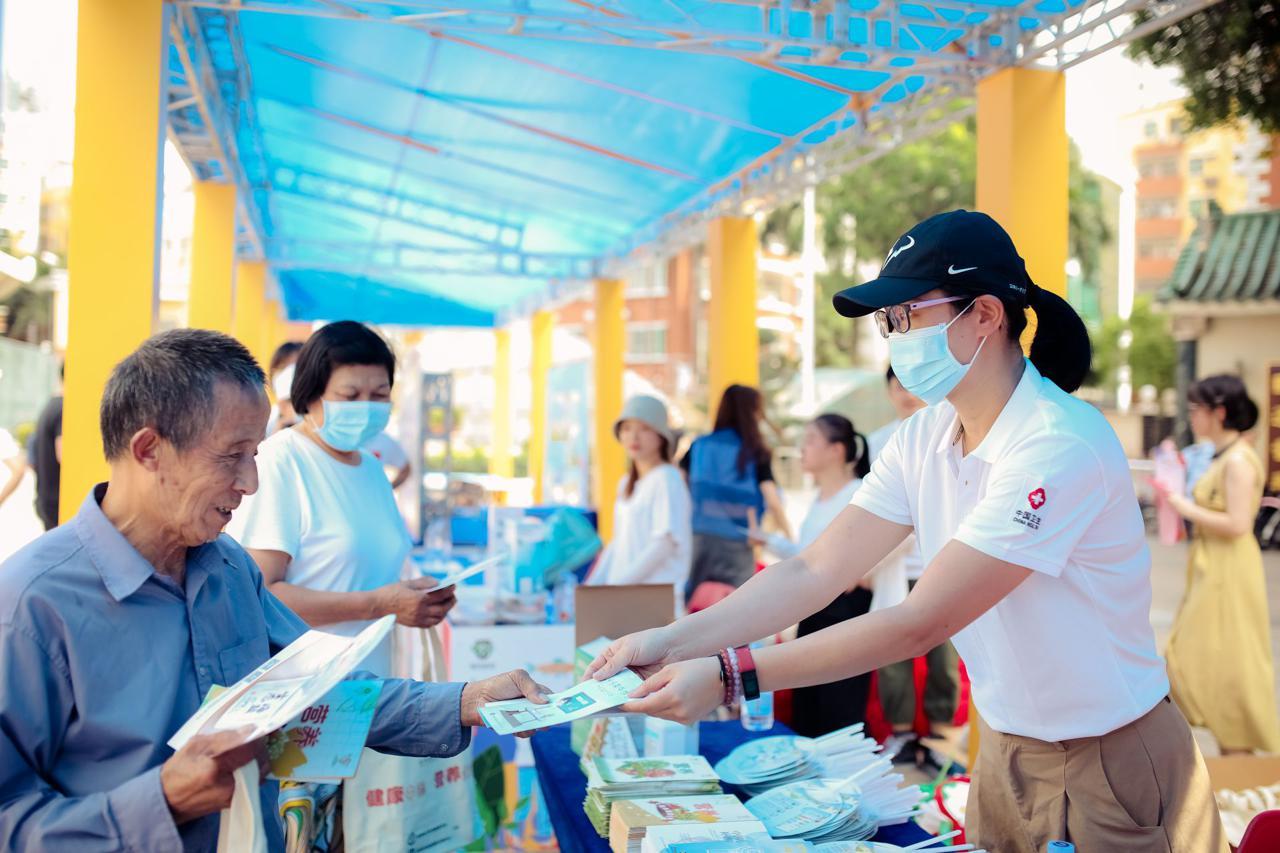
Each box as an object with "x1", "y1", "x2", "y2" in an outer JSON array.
[{"x1": 968, "y1": 697, "x2": 1227, "y2": 853}]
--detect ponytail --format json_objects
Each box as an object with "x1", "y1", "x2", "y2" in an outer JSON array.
[
  {"x1": 812, "y1": 414, "x2": 870, "y2": 479},
  {"x1": 944, "y1": 282, "x2": 1092, "y2": 394},
  {"x1": 852, "y1": 432, "x2": 870, "y2": 479},
  {"x1": 1024, "y1": 285, "x2": 1092, "y2": 394}
]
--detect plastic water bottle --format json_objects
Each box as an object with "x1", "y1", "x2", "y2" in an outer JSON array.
[
  {"x1": 1046, "y1": 842, "x2": 1075, "y2": 853},
  {"x1": 739, "y1": 642, "x2": 774, "y2": 732}
]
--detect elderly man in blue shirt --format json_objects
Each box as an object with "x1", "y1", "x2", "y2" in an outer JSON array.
[{"x1": 0, "y1": 329, "x2": 547, "y2": 852}]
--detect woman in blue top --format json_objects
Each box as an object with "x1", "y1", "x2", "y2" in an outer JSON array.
[{"x1": 679, "y1": 384, "x2": 794, "y2": 603}]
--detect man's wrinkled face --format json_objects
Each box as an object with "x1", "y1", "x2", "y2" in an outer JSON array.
[{"x1": 154, "y1": 381, "x2": 269, "y2": 546}]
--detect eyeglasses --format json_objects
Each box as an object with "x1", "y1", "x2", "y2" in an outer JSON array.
[{"x1": 873, "y1": 295, "x2": 970, "y2": 338}]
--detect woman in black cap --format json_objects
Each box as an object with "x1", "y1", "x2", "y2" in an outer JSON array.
[{"x1": 586, "y1": 210, "x2": 1225, "y2": 852}]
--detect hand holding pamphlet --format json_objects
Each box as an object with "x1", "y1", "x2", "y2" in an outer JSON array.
[
  {"x1": 430, "y1": 553, "x2": 504, "y2": 589},
  {"x1": 480, "y1": 668, "x2": 643, "y2": 735},
  {"x1": 169, "y1": 615, "x2": 395, "y2": 752}
]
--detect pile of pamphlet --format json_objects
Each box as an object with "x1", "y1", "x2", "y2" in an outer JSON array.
[
  {"x1": 746, "y1": 780, "x2": 880, "y2": 844},
  {"x1": 608, "y1": 794, "x2": 761, "y2": 853},
  {"x1": 651, "y1": 831, "x2": 983, "y2": 853},
  {"x1": 714, "y1": 726, "x2": 889, "y2": 794},
  {"x1": 715, "y1": 726, "x2": 922, "y2": 837},
  {"x1": 642, "y1": 827, "x2": 801, "y2": 853},
  {"x1": 586, "y1": 756, "x2": 723, "y2": 838}
]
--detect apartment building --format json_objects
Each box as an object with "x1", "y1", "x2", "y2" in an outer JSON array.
[{"x1": 1127, "y1": 100, "x2": 1279, "y2": 297}]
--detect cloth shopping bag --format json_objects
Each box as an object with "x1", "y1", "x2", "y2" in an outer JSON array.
[{"x1": 342, "y1": 627, "x2": 475, "y2": 852}]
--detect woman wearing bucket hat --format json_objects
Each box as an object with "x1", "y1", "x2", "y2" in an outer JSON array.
[
  {"x1": 587, "y1": 210, "x2": 1224, "y2": 852},
  {"x1": 585, "y1": 395, "x2": 692, "y2": 598}
]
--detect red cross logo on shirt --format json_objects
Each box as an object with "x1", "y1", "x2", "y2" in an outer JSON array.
[{"x1": 1028, "y1": 488, "x2": 1047, "y2": 510}]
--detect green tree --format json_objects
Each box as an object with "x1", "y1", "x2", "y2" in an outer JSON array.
[
  {"x1": 1089, "y1": 296, "x2": 1177, "y2": 392},
  {"x1": 762, "y1": 111, "x2": 1113, "y2": 369},
  {"x1": 1069, "y1": 143, "x2": 1112, "y2": 290},
  {"x1": 1128, "y1": 0, "x2": 1280, "y2": 132}
]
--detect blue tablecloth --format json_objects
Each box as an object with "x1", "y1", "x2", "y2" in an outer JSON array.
[{"x1": 529, "y1": 720, "x2": 932, "y2": 853}]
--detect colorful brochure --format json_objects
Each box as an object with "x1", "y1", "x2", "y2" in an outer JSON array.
[{"x1": 169, "y1": 615, "x2": 394, "y2": 751}]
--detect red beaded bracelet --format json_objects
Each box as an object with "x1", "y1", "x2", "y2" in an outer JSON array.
[{"x1": 715, "y1": 650, "x2": 735, "y2": 706}]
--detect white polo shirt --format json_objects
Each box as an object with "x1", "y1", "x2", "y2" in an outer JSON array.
[{"x1": 851, "y1": 360, "x2": 1169, "y2": 741}]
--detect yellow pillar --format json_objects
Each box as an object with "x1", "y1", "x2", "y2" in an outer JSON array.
[
  {"x1": 233, "y1": 260, "x2": 270, "y2": 373},
  {"x1": 491, "y1": 328, "x2": 514, "y2": 480},
  {"x1": 61, "y1": 0, "x2": 167, "y2": 522},
  {"x1": 972, "y1": 67, "x2": 1068, "y2": 767},
  {"x1": 188, "y1": 181, "x2": 238, "y2": 332},
  {"x1": 707, "y1": 217, "x2": 760, "y2": 412},
  {"x1": 529, "y1": 310, "x2": 554, "y2": 504},
  {"x1": 592, "y1": 279, "x2": 626, "y2": 542},
  {"x1": 977, "y1": 67, "x2": 1069, "y2": 302}
]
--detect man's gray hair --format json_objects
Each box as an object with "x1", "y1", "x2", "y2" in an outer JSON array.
[{"x1": 100, "y1": 328, "x2": 266, "y2": 460}]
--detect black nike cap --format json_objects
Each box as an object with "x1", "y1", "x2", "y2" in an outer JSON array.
[{"x1": 832, "y1": 210, "x2": 1034, "y2": 318}]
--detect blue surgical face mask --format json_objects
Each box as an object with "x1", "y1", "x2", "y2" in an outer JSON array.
[
  {"x1": 888, "y1": 301, "x2": 987, "y2": 406},
  {"x1": 313, "y1": 400, "x2": 391, "y2": 451}
]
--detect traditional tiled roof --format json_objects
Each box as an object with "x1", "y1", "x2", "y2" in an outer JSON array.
[{"x1": 1160, "y1": 209, "x2": 1280, "y2": 303}]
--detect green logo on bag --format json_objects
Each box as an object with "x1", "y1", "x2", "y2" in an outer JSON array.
[{"x1": 473, "y1": 640, "x2": 493, "y2": 660}]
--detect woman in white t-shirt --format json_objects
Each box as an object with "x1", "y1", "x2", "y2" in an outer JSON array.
[
  {"x1": 586, "y1": 396, "x2": 691, "y2": 597},
  {"x1": 750, "y1": 413, "x2": 905, "y2": 737},
  {"x1": 228, "y1": 321, "x2": 455, "y2": 676},
  {"x1": 586, "y1": 211, "x2": 1224, "y2": 852}
]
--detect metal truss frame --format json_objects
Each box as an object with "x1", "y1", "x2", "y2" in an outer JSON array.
[
  {"x1": 164, "y1": 0, "x2": 1224, "y2": 318},
  {"x1": 609, "y1": 0, "x2": 1220, "y2": 274},
  {"x1": 269, "y1": 165, "x2": 526, "y2": 249},
  {"x1": 171, "y1": 0, "x2": 1013, "y2": 74},
  {"x1": 168, "y1": 4, "x2": 277, "y2": 259},
  {"x1": 1013, "y1": 0, "x2": 1221, "y2": 71},
  {"x1": 267, "y1": 239, "x2": 601, "y2": 279}
]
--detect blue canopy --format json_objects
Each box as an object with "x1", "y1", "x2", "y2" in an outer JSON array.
[{"x1": 169, "y1": 0, "x2": 1087, "y2": 325}]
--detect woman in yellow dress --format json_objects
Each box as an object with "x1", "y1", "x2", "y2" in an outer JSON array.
[{"x1": 1162, "y1": 374, "x2": 1280, "y2": 754}]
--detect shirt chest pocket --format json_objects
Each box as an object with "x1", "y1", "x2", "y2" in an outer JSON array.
[{"x1": 218, "y1": 634, "x2": 268, "y2": 684}]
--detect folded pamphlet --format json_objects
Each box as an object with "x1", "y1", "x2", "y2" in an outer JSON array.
[
  {"x1": 169, "y1": 615, "x2": 395, "y2": 751},
  {"x1": 266, "y1": 679, "x2": 383, "y2": 781},
  {"x1": 479, "y1": 668, "x2": 643, "y2": 736},
  {"x1": 609, "y1": 796, "x2": 759, "y2": 853}
]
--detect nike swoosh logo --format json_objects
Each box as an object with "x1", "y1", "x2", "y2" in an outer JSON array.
[{"x1": 948, "y1": 265, "x2": 978, "y2": 275}]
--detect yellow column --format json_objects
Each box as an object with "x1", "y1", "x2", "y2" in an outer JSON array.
[
  {"x1": 61, "y1": 0, "x2": 167, "y2": 522},
  {"x1": 233, "y1": 260, "x2": 270, "y2": 372},
  {"x1": 187, "y1": 181, "x2": 238, "y2": 332},
  {"x1": 972, "y1": 67, "x2": 1068, "y2": 766},
  {"x1": 529, "y1": 310, "x2": 554, "y2": 504},
  {"x1": 491, "y1": 328, "x2": 514, "y2": 480},
  {"x1": 707, "y1": 217, "x2": 760, "y2": 411},
  {"x1": 977, "y1": 67, "x2": 1069, "y2": 302},
  {"x1": 592, "y1": 279, "x2": 625, "y2": 542}
]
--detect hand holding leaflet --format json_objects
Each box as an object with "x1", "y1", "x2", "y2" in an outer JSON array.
[
  {"x1": 169, "y1": 615, "x2": 395, "y2": 752},
  {"x1": 480, "y1": 668, "x2": 643, "y2": 735},
  {"x1": 431, "y1": 553, "x2": 503, "y2": 589}
]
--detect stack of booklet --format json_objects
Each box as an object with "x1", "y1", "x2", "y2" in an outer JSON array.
[
  {"x1": 585, "y1": 756, "x2": 723, "y2": 838},
  {"x1": 639, "y1": 826, "x2": 797, "y2": 853},
  {"x1": 607, "y1": 794, "x2": 760, "y2": 853}
]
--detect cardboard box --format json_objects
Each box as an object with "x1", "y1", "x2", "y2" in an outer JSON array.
[
  {"x1": 574, "y1": 584, "x2": 676, "y2": 648},
  {"x1": 1205, "y1": 755, "x2": 1280, "y2": 792},
  {"x1": 570, "y1": 587, "x2": 675, "y2": 756}
]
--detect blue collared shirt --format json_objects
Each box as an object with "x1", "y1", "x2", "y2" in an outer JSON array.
[{"x1": 0, "y1": 485, "x2": 470, "y2": 852}]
